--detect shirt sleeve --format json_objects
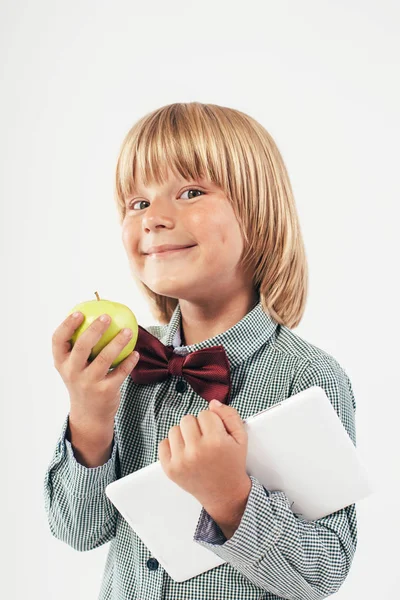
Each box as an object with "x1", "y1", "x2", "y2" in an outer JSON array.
[
  {"x1": 43, "y1": 413, "x2": 120, "y2": 551},
  {"x1": 193, "y1": 356, "x2": 358, "y2": 600}
]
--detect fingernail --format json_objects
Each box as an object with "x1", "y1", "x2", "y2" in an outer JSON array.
[{"x1": 212, "y1": 399, "x2": 222, "y2": 406}]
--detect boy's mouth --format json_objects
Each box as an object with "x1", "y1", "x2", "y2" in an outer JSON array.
[{"x1": 147, "y1": 245, "x2": 197, "y2": 258}]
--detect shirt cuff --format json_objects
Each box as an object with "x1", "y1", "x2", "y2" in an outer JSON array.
[
  {"x1": 193, "y1": 475, "x2": 288, "y2": 565},
  {"x1": 52, "y1": 413, "x2": 119, "y2": 498}
]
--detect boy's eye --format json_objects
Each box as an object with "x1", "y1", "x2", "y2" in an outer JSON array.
[
  {"x1": 180, "y1": 189, "x2": 204, "y2": 200},
  {"x1": 128, "y1": 188, "x2": 204, "y2": 211}
]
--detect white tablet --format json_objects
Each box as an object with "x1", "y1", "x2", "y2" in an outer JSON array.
[{"x1": 105, "y1": 385, "x2": 374, "y2": 582}]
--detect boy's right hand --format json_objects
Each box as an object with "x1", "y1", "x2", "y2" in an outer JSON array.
[{"x1": 52, "y1": 312, "x2": 140, "y2": 425}]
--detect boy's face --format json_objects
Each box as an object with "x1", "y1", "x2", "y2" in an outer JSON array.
[{"x1": 121, "y1": 167, "x2": 255, "y2": 304}]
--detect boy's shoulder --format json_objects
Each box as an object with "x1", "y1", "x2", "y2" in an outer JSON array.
[
  {"x1": 275, "y1": 324, "x2": 342, "y2": 368},
  {"x1": 275, "y1": 324, "x2": 356, "y2": 409}
]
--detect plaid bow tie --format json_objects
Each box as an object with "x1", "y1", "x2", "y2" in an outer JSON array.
[{"x1": 129, "y1": 325, "x2": 231, "y2": 404}]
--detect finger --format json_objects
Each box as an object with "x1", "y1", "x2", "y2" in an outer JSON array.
[
  {"x1": 168, "y1": 424, "x2": 186, "y2": 455},
  {"x1": 158, "y1": 438, "x2": 171, "y2": 465},
  {"x1": 197, "y1": 408, "x2": 227, "y2": 436},
  {"x1": 88, "y1": 325, "x2": 137, "y2": 380},
  {"x1": 68, "y1": 314, "x2": 114, "y2": 373},
  {"x1": 207, "y1": 402, "x2": 246, "y2": 444},
  {"x1": 52, "y1": 311, "x2": 85, "y2": 367},
  {"x1": 105, "y1": 348, "x2": 140, "y2": 386},
  {"x1": 180, "y1": 411, "x2": 205, "y2": 448}
]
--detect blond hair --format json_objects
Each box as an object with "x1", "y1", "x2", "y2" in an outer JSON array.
[{"x1": 114, "y1": 102, "x2": 308, "y2": 329}]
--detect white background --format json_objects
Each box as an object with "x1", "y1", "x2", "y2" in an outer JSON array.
[{"x1": 1, "y1": 0, "x2": 398, "y2": 598}]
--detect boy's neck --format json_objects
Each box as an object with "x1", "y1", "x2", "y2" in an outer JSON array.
[{"x1": 179, "y1": 290, "x2": 259, "y2": 347}]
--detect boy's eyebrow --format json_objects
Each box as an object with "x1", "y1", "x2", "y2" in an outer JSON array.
[{"x1": 127, "y1": 178, "x2": 209, "y2": 198}]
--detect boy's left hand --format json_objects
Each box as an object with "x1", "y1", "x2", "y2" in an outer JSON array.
[{"x1": 158, "y1": 400, "x2": 251, "y2": 512}]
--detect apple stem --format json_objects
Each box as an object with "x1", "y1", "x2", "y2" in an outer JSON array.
[{"x1": 95, "y1": 291, "x2": 100, "y2": 301}]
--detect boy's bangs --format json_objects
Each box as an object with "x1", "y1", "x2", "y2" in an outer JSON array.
[{"x1": 117, "y1": 111, "x2": 225, "y2": 201}]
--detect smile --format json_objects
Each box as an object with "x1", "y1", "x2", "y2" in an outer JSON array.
[{"x1": 146, "y1": 246, "x2": 197, "y2": 258}]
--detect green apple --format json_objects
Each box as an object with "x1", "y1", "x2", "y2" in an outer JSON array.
[{"x1": 66, "y1": 291, "x2": 139, "y2": 370}]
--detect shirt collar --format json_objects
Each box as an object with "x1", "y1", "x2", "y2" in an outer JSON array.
[{"x1": 161, "y1": 298, "x2": 279, "y2": 370}]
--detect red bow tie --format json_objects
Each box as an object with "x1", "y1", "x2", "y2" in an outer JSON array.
[{"x1": 129, "y1": 325, "x2": 232, "y2": 404}]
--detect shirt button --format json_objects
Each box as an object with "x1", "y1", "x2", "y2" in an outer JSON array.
[
  {"x1": 146, "y1": 558, "x2": 159, "y2": 570},
  {"x1": 175, "y1": 380, "x2": 187, "y2": 393}
]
